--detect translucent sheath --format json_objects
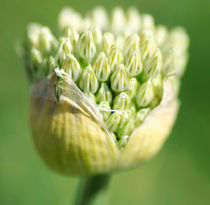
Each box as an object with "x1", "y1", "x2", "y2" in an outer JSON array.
[{"x1": 30, "y1": 72, "x2": 178, "y2": 176}]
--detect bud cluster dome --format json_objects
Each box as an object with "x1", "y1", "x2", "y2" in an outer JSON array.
[{"x1": 23, "y1": 6, "x2": 189, "y2": 176}]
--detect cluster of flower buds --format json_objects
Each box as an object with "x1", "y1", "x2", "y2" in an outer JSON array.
[{"x1": 25, "y1": 7, "x2": 189, "y2": 147}]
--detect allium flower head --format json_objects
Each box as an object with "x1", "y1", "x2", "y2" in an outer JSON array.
[{"x1": 23, "y1": 6, "x2": 189, "y2": 176}]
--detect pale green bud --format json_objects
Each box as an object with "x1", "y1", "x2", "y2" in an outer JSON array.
[
  {"x1": 143, "y1": 48, "x2": 162, "y2": 79},
  {"x1": 91, "y1": 26, "x2": 103, "y2": 45},
  {"x1": 63, "y1": 27, "x2": 79, "y2": 45},
  {"x1": 49, "y1": 56, "x2": 56, "y2": 73},
  {"x1": 39, "y1": 27, "x2": 57, "y2": 52},
  {"x1": 111, "y1": 7, "x2": 126, "y2": 34},
  {"x1": 152, "y1": 74, "x2": 163, "y2": 97},
  {"x1": 117, "y1": 111, "x2": 129, "y2": 130},
  {"x1": 136, "y1": 80, "x2": 154, "y2": 107},
  {"x1": 126, "y1": 50, "x2": 143, "y2": 77},
  {"x1": 124, "y1": 34, "x2": 140, "y2": 57},
  {"x1": 96, "y1": 83, "x2": 112, "y2": 104},
  {"x1": 155, "y1": 25, "x2": 168, "y2": 46},
  {"x1": 141, "y1": 14, "x2": 155, "y2": 31},
  {"x1": 108, "y1": 45, "x2": 124, "y2": 71},
  {"x1": 126, "y1": 7, "x2": 141, "y2": 34},
  {"x1": 118, "y1": 118, "x2": 135, "y2": 138},
  {"x1": 93, "y1": 52, "x2": 111, "y2": 82},
  {"x1": 79, "y1": 64, "x2": 98, "y2": 93},
  {"x1": 98, "y1": 101, "x2": 111, "y2": 121},
  {"x1": 85, "y1": 92, "x2": 96, "y2": 103},
  {"x1": 105, "y1": 111, "x2": 122, "y2": 132},
  {"x1": 102, "y1": 32, "x2": 115, "y2": 54},
  {"x1": 126, "y1": 78, "x2": 138, "y2": 99},
  {"x1": 62, "y1": 54, "x2": 81, "y2": 82},
  {"x1": 141, "y1": 38, "x2": 157, "y2": 62},
  {"x1": 91, "y1": 6, "x2": 109, "y2": 30},
  {"x1": 111, "y1": 64, "x2": 129, "y2": 92},
  {"x1": 113, "y1": 92, "x2": 130, "y2": 110},
  {"x1": 58, "y1": 7, "x2": 82, "y2": 31},
  {"x1": 78, "y1": 31, "x2": 96, "y2": 61},
  {"x1": 118, "y1": 135, "x2": 129, "y2": 148},
  {"x1": 27, "y1": 23, "x2": 42, "y2": 48},
  {"x1": 31, "y1": 48, "x2": 42, "y2": 66},
  {"x1": 115, "y1": 36, "x2": 125, "y2": 49},
  {"x1": 136, "y1": 108, "x2": 151, "y2": 125},
  {"x1": 140, "y1": 30, "x2": 154, "y2": 42},
  {"x1": 55, "y1": 38, "x2": 72, "y2": 63},
  {"x1": 106, "y1": 110, "x2": 128, "y2": 132},
  {"x1": 162, "y1": 49, "x2": 176, "y2": 75}
]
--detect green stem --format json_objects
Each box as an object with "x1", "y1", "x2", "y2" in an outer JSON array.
[{"x1": 75, "y1": 175, "x2": 111, "y2": 205}]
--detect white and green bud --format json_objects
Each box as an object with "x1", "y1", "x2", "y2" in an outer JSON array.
[
  {"x1": 155, "y1": 25, "x2": 168, "y2": 46},
  {"x1": 126, "y1": 78, "x2": 138, "y2": 99},
  {"x1": 136, "y1": 80, "x2": 154, "y2": 107},
  {"x1": 126, "y1": 50, "x2": 143, "y2": 77},
  {"x1": 108, "y1": 45, "x2": 124, "y2": 71},
  {"x1": 79, "y1": 64, "x2": 98, "y2": 93},
  {"x1": 30, "y1": 48, "x2": 42, "y2": 66},
  {"x1": 111, "y1": 64, "x2": 129, "y2": 92},
  {"x1": 93, "y1": 52, "x2": 111, "y2": 82},
  {"x1": 55, "y1": 38, "x2": 72, "y2": 63},
  {"x1": 126, "y1": 7, "x2": 141, "y2": 34},
  {"x1": 62, "y1": 54, "x2": 81, "y2": 82},
  {"x1": 118, "y1": 118, "x2": 135, "y2": 138},
  {"x1": 91, "y1": 26, "x2": 103, "y2": 45},
  {"x1": 143, "y1": 48, "x2": 162, "y2": 79},
  {"x1": 63, "y1": 27, "x2": 79, "y2": 45},
  {"x1": 91, "y1": 6, "x2": 109, "y2": 30},
  {"x1": 136, "y1": 108, "x2": 151, "y2": 125},
  {"x1": 162, "y1": 49, "x2": 176, "y2": 75},
  {"x1": 39, "y1": 27, "x2": 57, "y2": 52},
  {"x1": 58, "y1": 7, "x2": 82, "y2": 31},
  {"x1": 105, "y1": 111, "x2": 123, "y2": 132},
  {"x1": 102, "y1": 32, "x2": 115, "y2": 54},
  {"x1": 85, "y1": 92, "x2": 96, "y2": 103},
  {"x1": 96, "y1": 83, "x2": 112, "y2": 104},
  {"x1": 141, "y1": 14, "x2": 155, "y2": 31},
  {"x1": 49, "y1": 56, "x2": 57, "y2": 73},
  {"x1": 141, "y1": 38, "x2": 157, "y2": 62},
  {"x1": 113, "y1": 92, "x2": 130, "y2": 110},
  {"x1": 98, "y1": 101, "x2": 111, "y2": 121},
  {"x1": 78, "y1": 31, "x2": 96, "y2": 61},
  {"x1": 111, "y1": 7, "x2": 126, "y2": 34},
  {"x1": 124, "y1": 34, "x2": 140, "y2": 57}
]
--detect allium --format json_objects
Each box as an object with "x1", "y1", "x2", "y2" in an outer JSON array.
[{"x1": 22, "y1": 6, "x2": 189, "y2": 176}]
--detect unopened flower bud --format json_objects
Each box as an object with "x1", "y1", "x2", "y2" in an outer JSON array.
[
  {"x1": 98, "y1": 101, "x2": 111, "y2": 121},
  {"x1": 155, "y1": 25, "x2": 168, "y2": 46},
  {"x1": 126, "y1": 78, "x2": 138, "y2": 99},
  {"x1": 113, "y1": 92, "x2": 130, "y2": 110},
  {"x1": 136, "y1": 80, "x2": 154, "y2": 107},
  {"x1": 79, "y1": 64, "x2": 98, "y2": 93},
  {"x1": 96, "y1": 83, "x2": 112, "y2": 104},
  {"x1": 141, "y1": 38, "x2": 157, "y2": 62},
  {"x1": 124, "y1": 34, "x2": 140, "y2": 57},
  {"x1": 143, "y1": 48, "x2": 162, "y2": 79},
  {"x1": 136, "y1": 108, "x2": 151, "y2": 125},
  {"x1": 93, "y1": 52, "x2": 111, "y2": 82},
  {"x1": 78, "y1": 31, "x2": 96, "y2": 61},
  {"x1": 62, "y1": 54, "x2": 81, "y2": 82},
  {"x1": 111, "y1": 7, "x2": 126, "y2": 34},
  {"x1": 31, "y1": 48, "x2": 42, "y2": 65},
  {"x1": 55, "y1": 38, "x2": 72, "y2": 63},
  {"x1": 141, "y1": 14, "x2": 155, "y2": 31},
  {"x1": 126, "y1": 50, "x2": 143, "y2": 77},
  {"x1": 111, "y1": 64, "x2": 129, "y2": 92},
  {"x1": 91, "y1": 26, "x2": 103, "y2": 45},
  {"x1": 108, "y1": 45, "x2": 124, "y2": 71},
  {"x1": 102, "y1": 32, "x2": 115, "y2": 54}
]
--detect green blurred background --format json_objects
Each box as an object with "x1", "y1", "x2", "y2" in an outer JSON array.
[{"x1": 0, "y1": 0, "x2": 210, "y2": 204}]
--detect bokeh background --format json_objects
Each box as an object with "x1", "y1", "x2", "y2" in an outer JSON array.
[{"x1": 0, "y1": 0, "x2": 210, "y2": 204}]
